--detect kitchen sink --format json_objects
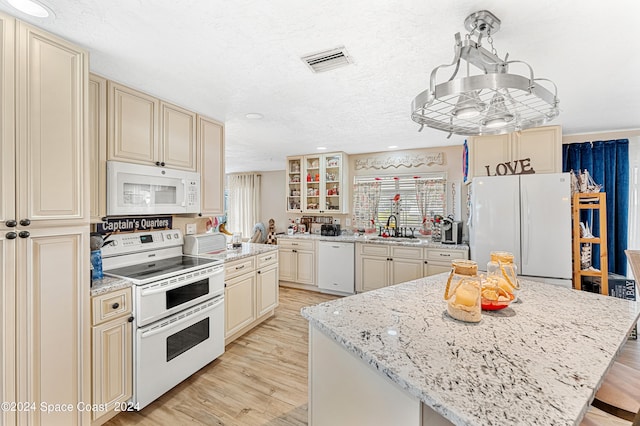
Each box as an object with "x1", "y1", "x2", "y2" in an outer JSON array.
[{"x1": 366, "y1": 236, "x2": 424, "y2": 244}]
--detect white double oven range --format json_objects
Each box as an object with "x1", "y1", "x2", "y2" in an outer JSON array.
[{"x1": 102, "y1": 230, "x2": 225, "y2": 409}]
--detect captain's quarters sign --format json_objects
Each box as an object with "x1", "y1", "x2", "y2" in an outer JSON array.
[
  {"x1": 96, "y1": 216, "x2": 173, "y2": 234},
  {"x1": 484, "y1": 158, "x2": 536, "y2": 176},
  {"x1": 355, "y1": 152, "x2": 445, "y2": 170}
]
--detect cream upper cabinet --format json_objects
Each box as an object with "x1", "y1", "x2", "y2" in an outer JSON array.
[
  {"x1": 108, "y1": 81, "x2": 199, "y2": 171},
  {"x1": 0, "y1": 14, "x2": 14, "y2": 229},
  {"x1": 468, "y1": 125, "x2": 562, "y2": 181},
  {"x1": 2, "y1": 14, "x2": 90, "y2": 425},
  {"x1": 160, "y1": 101, "x2": 197, "y2": 171},
  {"x1": 89, "y1": 74, "x2": 107, "y2": 222},
  {"x1": 16, "y1": 20, "x2": 88, "y2": 225},
  {"x1": 468, "y1": 134, "x2": 511, "y2": 179},
  {"x1": 286, "y1": 152, "x2": 349, "y2": 213},
  {"x1": 198, "y1": 115, "x2": 225, "y2": 215},
  {"x1": 512, "y1": 125, "x2": 562, "y2": 175},
  {"x1": 108, "y1": 81, "x2": 159, "y2": 165}
]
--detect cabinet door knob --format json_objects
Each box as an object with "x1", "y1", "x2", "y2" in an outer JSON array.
[
  {"x1": 18, "y1": 231, "x2": 30, "y2": 238},
  {"x1": 257, "y1": 270, "x2": 261, "y2": 274},
  {"x1": 5, "y1": 220, "x2": 17, "y2": 227},
  {"x1": 160, "y1": 162, "x2": 165, "y2": 167},
  {"x1": 155, "y1": 161, "x2": 161, "y2": 166},
  {"x1": 111, "y1": 302, "x2": 120, "y2": 309},
  {"x1": 5, "y1": 232, "x2": 17, "y2": 240},
  {"x1": 20, "y1": 219, "x2": 31, "y2": 226},
  {"x1": 128, "y1": 316, "x2": 134, "y2": 323}
]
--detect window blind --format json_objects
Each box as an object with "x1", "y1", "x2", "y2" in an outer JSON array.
[{"x1": 353, "y1": 174, "x2": 446, "y2": 229}]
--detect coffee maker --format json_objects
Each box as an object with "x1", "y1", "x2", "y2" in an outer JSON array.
[{"x1": 441, "y1": 217, "x2": 462, "y2": 244}]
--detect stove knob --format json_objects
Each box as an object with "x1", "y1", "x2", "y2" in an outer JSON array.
[
  {"x1": 174, "y1": 233, "x2": 179, "y2": 239},
  {"x1": 112, "y1": 241, "x2": 118, "y2": 246},
  {"x1": 167, "y1": 234, "x2": 171, "y2": 240}
]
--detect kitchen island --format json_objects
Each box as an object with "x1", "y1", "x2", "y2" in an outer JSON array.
[{"x1": 301, "y1": 274, "x2": 640, "y2": 425}]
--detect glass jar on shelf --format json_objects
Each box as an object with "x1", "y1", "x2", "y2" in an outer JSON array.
[{"x1": 444, "y1": 259, "x2": 481, "y2": 323}]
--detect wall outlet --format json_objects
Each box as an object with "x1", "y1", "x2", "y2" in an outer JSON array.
[
  {"x1": 333, "y1": 218, "x2": 340, "y2": 225},
  {"x1": 345, "y1": 218, "x2": 351, "y2": 227},
  {"x1": 186, "y1": 223, "x2": 197, "y2": 235}
]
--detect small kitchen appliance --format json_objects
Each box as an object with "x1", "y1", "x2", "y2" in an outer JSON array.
[
  {"x1": 441, "y1": 217, "x2": 462, "y2": 244},
  {"x1": 184, "y1": 232, "x2": 227, "y2": 255},
  {"x1": 321, "y1": 224, "x2": 341, "y2": 236},
  {"x1": 101, "y1": 229, "x2": 224, "y2": 409}
]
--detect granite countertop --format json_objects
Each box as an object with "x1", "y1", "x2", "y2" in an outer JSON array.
[
  {"x1": 277, "y1": 233, "x2": 469, "y2": 250},
  {"x1": 302, "y1": 274, "x2": 640, "y2": 426},
  {"x1": 196, "y1": 242, "x2": 279, "y2": 263},
  {"x1": 90, "y1": 276, "x2": 132, "y2": 297}
]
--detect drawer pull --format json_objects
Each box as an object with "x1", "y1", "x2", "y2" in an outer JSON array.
[
  {"x1": 111, "y1": 302, "x2": 120, "y2": 309},
  {"x1": 264, "y1": 256, "x2": 272, "y2": 261},
  {"x1": 291, "y1": 243, "x2": 298, "y2": 246},
  {"x1": 439, "y1": 253, "x2": 451, "y2": 257},
  {"x1": 235, "y1": 265, "x2": 245, "y2": 270}
]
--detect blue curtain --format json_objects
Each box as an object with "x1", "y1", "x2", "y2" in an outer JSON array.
[{"x1": 562, "y1": 139, "x2": 629, "y2": 275}]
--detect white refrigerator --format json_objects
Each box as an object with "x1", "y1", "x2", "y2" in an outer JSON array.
[{"x1": 469, "y1": 173, "x2": 572, "y2": 286}]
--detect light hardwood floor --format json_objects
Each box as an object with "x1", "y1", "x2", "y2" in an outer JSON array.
[
  {"x1": 105, "y1": 287, "x2": 338, "y2": 426},
  {"x1": 105, "y1": 287, "x2": 640, "y2": 426}
]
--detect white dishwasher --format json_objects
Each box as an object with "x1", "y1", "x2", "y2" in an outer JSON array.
[{"x1": 317, "y1": 241, "x2": 355, "y2": 295}]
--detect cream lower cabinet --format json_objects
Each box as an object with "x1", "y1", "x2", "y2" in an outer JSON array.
[
  {"x1": 355, "y1": 244, "x2": 424, "y2": 292},
  {"x1": 91, "y1": 288, "x2": 132, "y2": 425},
  {"x1": 424, "y1": 247, "x2": 469, "y2": 276},
  {"x1": 225, "y1": 251, "x2": 279, "y2": 344},
  {"x1": 278, "y1": 239, "x2": 315, "y2": 286}
]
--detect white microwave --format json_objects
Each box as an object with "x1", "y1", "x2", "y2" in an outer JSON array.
[{"x1": 107, "y1": 161, "x2": 201, "y2": 215}]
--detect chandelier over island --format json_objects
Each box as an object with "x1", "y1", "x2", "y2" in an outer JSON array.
[{"x1": 411, "y1": 10, "x2": 559, "y2": 137}]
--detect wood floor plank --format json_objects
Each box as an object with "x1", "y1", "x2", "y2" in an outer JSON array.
[{"x1": 105, "y1": 287, "x2": 337, "y2": 426}]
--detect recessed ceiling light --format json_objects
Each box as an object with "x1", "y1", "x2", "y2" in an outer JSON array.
[
  {"x1": 7, "y1": 0, "x2": 52, "y2": 17},
  {"x1": 245, "y1": 113, "x2": 263, "y2": 120},
  {"x1": 316, "y1": 146, "x2": 327, "y2": 150},
  {"x1": 388, "y1": 145, "x2": 398, "y2": 149}
]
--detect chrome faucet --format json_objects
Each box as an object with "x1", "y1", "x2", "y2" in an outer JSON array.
[{"x1": 386, "y1": 215, "x2": 397, "y2": 237}]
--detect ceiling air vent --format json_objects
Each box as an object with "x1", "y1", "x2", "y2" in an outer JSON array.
[{"x1": 302, "y1": 47, "x2": 353, "y2": 73}]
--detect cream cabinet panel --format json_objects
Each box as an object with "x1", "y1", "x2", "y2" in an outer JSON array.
[
  {"x1": 16, "y1": 227, "x2": 90, "y2": 425},
  {"x1": 278, "y1": 249, "x2": 297, "y2": 282},
  {"x1": 89, "y1": 74, "x2": 107, "y2": 222},
  {"x1": 0, "y1": 233, "x2": 16, "y2": 426},
  {"x1": 16, "y1": 21, "x2": 88, "y2": 224},
  {"x1": 108, "y1": 81, "x2": 159, "y2": 165},
  {"x1": 359, "y1": 256, "x2": 389, "y2": 292},
  {"x1": 225, "y1": 273, "x2": 256, "y2": 338},
  {"x1": 0, "y1": 14, "x2": 14, "y2": 227},
  {"x1": 160, "y1": 101, "x2": 196, "y2": 171},
  {"x1": 391, "y1": 258, "x2": 424, "y2": 285},
  {"x1": 257, "y1": 264, "x2": 278, "y2": 317},
  {"x1": 198, "y1": 116, "x2": 225, "y2": 215},
  {"x1": 296, "y1": 250, "x2": 315, "y2": 285},
  {"x1": 92, "y1": 313, "x2": 132, "y2": 422},
  {"x1": 425, "y1": 263, "x2": 451, "y2": 276},
  {"x1": 469, "y1": 134, "x2": 511, "y2": 179},
  {"x1": 512, "y1": 126, "x2": 562, "y2": 175}
]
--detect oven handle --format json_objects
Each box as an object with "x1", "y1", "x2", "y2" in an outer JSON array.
[
  {"x1": 139, "y1": 296, "x2": 224, "y2": 339},
  {"x1": 139, "y1": 267, "x2": 223, "y2": 296}
]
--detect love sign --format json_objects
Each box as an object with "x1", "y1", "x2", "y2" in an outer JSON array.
[{"x1": 484, "y1": 158, "x2": 536, "y2": 176}]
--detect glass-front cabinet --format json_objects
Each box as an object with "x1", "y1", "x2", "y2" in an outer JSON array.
[
  {"x1": 286, "y1": 152, "x2": 349, "y2": 213},
  {"x1": 286, "y1": 156, "x2": 303, "y2": 212}
]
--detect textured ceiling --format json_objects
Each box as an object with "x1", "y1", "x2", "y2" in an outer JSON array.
[{"x1": 2, "y1": 0, "x2": 639, "y2": 172}]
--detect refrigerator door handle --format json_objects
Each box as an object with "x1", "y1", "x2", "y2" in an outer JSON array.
[{"x1": 522, "y1": 186, "x2": 529, "y2": 266}]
